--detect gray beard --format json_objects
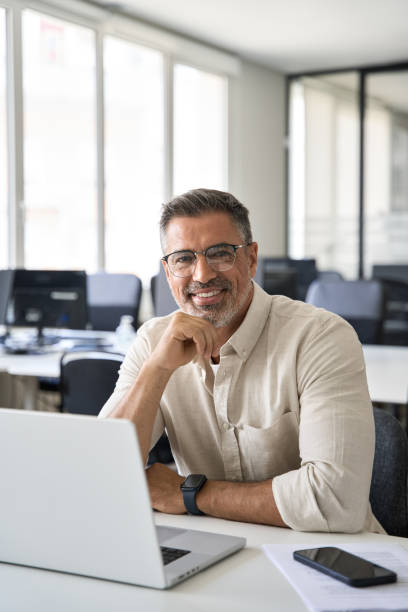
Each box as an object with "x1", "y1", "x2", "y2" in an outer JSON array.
[{"x1": 182, "y1": 277, "x2": 253, "y2": 329}]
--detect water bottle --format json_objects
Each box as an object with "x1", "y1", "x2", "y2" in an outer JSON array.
[{"x1": 115, "y1": 315, "x2": 136, "y2": 353}]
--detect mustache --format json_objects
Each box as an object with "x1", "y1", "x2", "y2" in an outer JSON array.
[{"x1": 184, "y1": 277, "x2": 232, "y2": 296}]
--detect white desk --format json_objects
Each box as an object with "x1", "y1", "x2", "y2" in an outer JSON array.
[
  {"x1": 0, "y1": 351, "x2": 62, "y2": 379},
  {"x1": 0, "y1": 333, "x2": 119, "y2": 410},
  {"x1": 1, "y1": 343, "x2": 408, "y2": 412},
  {"x1": 2, "y1": 343, "x2": 406, "y2": 396},
  {"x1": 363, "y1": 344, "x2": 408, "y2": 405},
  {"x1": 0, "y1": 513, "x2": 406, "y2": 612}
]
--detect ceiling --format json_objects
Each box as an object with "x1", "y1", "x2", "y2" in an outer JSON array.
[{"x1": 91, "y1": 0, "x2": 408, "y2": 73}]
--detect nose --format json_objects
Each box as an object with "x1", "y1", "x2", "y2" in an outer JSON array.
[{"x1": 191, "y1": 253, "x2": 217, "y2": 284}]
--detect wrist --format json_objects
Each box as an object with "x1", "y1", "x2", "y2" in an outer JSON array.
[
  {"x1": 180, "y1": 474, "x2": 207, "y2": 515},
  {"x1": 143, "y1": 356, "x2": 175, "y2": 379}
]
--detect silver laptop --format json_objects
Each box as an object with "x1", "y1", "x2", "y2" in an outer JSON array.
[{"x1": 0, "y1": 408, "x2": 245, "y2": 588}]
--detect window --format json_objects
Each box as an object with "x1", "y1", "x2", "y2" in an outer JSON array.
[
  {"x1": 22, "y1": 10, "x2": 97, "y2": 270},
  {"x1": 104, "y1": 35, "x2": 164, "y2": 282},
  {"x1": 3, "y1": 2, "x2": 231, "y2": 281},
  {"x1": 173, "y1": 63, "x2": 227, "y2": 195},
  {"x1": 0, "y1": 8, "x2": 7, "y2": 267}
]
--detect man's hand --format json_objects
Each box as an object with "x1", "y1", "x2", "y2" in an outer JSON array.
[
  {"x1": 148, "y1": 312, "x2": 220, "y2": 373},
  {"x1": 146, "y1": 463, "x2": 186, "y2": 514}
]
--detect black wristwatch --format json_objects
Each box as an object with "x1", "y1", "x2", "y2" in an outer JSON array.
[{"x1": 180, "y1": 474, "x2": 207, "y2": 515}]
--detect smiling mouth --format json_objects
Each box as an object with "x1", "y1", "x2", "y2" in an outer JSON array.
[
  {"x1": 194, "y1": 289, "x2": 222, "y2": 298},
  {"x1": 188, "y1": 287, "x2": 227, "y2": 307},
  {"x1": 184, "y1": 279, "x2": 232, "y2": 307}
]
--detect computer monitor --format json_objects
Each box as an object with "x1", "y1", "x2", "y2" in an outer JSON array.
[
  {"x1": 262, "y1": 267, "x2": 297, "y2": 299},
  {"x1": 289, "y1": 258, "x2": 318, "y2": 300},
  {"x1": 6, "y1": 270, "x2": 88, "y2": 341},
  {"x1": 259, "y1": 257, "x2": 317, "y2": 300},
  {"x1": 372, "y1": 264, "x2": 408, "y2": 345},
  {"x1": 372, "y1": 264, "x2": 408, "y2": 284},
  {"x1": 0, "y1": 270, "x2": 14, "y2": 336}
]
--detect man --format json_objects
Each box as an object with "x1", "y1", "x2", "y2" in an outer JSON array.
[{"x1": 100, "y1": 188, "x2": 383, "y2": 533}]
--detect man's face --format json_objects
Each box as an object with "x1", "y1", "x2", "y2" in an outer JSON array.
[{"x1": 163, "y1": 212, "x2": 258, "y2": 330}]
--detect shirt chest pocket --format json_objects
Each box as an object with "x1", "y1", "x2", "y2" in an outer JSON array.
[{"x1": 236, "y1": 412, "x2": 300, "y2": 481}]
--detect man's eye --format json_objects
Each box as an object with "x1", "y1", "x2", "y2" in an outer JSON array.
[
  {"x1": 175, "y1": 254, "x2": 194, "y2": 265},
  {"x1": 210, "y1": 248, "x2": 232, "y2": 259}
]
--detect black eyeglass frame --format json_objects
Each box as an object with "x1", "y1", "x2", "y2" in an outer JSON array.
[{"x1": 161, "y1": 242, "x2": 249, "y2": 277}]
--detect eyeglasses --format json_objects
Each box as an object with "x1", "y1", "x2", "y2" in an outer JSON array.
[{"x1": 162, "y1": 242, "x2": 248, "y2": 278}]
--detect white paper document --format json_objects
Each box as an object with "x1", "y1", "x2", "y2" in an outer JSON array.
[{"x1": 263, "y1": 542, "x2": 408, "y2": 612}]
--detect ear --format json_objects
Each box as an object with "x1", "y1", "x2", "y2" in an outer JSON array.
[
  {"x1": 161, "y1": 259, "x2": 172, "y2": 284},
  {"x1": 248, "y1": 242, "x2": 258, "y2": 279}
]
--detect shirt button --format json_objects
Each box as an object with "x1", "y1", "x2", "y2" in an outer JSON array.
[{"x1": 223, "y1": 422, "x2": 230, "y2": 431}]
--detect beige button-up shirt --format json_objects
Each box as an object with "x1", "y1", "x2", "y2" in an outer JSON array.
[{"x1": 100, "y1": 282, "x2": 384, "y2": 534}]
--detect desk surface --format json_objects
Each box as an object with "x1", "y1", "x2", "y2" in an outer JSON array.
[
  {"x1": 0, "y1": 513, "x2": 406, "y2": 612},
  {"x1": 362, "y1": 344, "x2": 408, "y2": 405},
  {"x1": 1, "y1": 343, "x2": 407, "y2": 406},
  {"x1": 0, "y1": 332, "x2": 119, "y2": 378}
]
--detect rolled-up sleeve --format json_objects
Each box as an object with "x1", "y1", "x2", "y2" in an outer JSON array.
[{"x1": 272, "y1": 316, "x2": 375, "y2": 533}]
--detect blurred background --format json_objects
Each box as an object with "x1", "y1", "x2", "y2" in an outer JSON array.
[{"x1": 1, "y1": 0, "x2": 407, "y2": 292}]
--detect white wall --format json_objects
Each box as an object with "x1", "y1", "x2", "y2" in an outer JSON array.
[{"x1": 229, "y1": 60, "x2": 286, "y2": 256}]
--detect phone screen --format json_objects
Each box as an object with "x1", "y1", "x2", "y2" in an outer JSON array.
[{"x1": 293, "y1": 547, "x2": 397, "y2": 586}]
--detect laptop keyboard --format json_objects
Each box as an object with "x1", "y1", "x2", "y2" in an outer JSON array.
[{"x1": 160, "y1": 546, "x2": 191, "y2": 565}]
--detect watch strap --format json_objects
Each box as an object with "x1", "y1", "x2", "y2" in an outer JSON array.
[{"x1": 181, "y1": 475, "x2": 207, "y2": 515}]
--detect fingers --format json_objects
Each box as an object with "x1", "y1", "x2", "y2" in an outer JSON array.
[
  {"x1": 150, "y1": 312, "x2": 221, "y2": 372},
  {"x1": 172, "y1": 313, "x2": 219, "y2": 361}
]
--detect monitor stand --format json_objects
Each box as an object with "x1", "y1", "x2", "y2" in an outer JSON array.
[{"x1": 35, "y1": 326, "x2": 58, "y2": 347}]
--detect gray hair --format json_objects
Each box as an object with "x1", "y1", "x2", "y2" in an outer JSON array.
[{"x1": 159, "y1": 188, "x2": 253, "y2": 252}]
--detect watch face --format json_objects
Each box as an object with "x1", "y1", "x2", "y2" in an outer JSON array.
[{"x1": 182, "y1": 474, "x2": 206, "y2": 490}]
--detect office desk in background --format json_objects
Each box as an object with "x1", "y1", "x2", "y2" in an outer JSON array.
[
  {"x1": 1, "y1": 343, "x2": 408, "y2": 413},
  {"x1": 0, "y1": 513, "x2": 407, "y2": 612},
  {"x1": 362, "y1": 345, "x2": 408, "y2": 406},
  {"x1": 0, "y1": 332, "x2": 118, "y2": 410}
]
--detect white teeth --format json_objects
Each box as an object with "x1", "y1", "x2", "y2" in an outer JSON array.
[{"x1": 195, "y1": 290, "x2": 221, "y2": 298}]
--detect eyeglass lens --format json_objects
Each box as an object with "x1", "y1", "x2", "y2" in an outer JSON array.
[{"x1": 167, "y1": 244, "x2": 237, "y2": 276}]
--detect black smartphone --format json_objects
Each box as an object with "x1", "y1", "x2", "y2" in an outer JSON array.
[{"x1": 293, "y1": 547, "x2": 397, "y2": 587}]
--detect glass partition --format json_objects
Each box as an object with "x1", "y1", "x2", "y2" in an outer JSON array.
[
  {"x1": 288, "y1": 72, "x2": 359, "y2": 278},
  {"x1": 365, "y1": 70, "x2": 408, "y2": 276}
]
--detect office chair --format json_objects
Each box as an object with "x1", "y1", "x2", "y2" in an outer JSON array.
[
  {"x1": 317, "y1": 270, "x2": 344, "y2": 282},
  {"x1": 87, "y1": 273, "x2": 142, "y2": 331},
  {"x1": 60, "y1": 351, "x2": 123, "y2": 415},
  {"x1": 370, "y1": 407, "x2": 408, "y2": 537},
  {"x1": 305, "y1": 279, "x2": 385, "y2": 344},
  {"x1": 60, "y1": 350, "x2": 173, "y2": 464},
  {"x1": 150, "y1": 265, "x2": 178, "y2": 317}
]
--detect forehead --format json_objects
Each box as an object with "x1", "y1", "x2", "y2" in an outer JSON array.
[{"x1": 164, "y1": 212, "x2": 242, "y2": 252}]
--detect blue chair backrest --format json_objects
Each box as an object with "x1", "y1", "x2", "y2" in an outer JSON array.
[{"x1": 306, "y1": 279, "x2": 385, "y2": 344}]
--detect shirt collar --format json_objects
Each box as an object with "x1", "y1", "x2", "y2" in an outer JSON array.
[{"x1": 224, "y1": 281, "x2": 272, "y2": 361}]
